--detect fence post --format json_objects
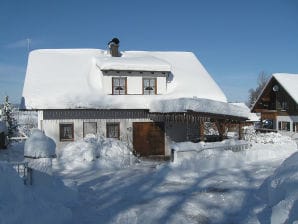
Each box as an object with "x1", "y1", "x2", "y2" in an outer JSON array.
[{"x1": 171, "y1": 149, "x2": 175, "y2": 162}]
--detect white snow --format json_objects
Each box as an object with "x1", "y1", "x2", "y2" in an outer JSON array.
[
  {"x1": 0, "y1": 161, "x2": 75, "y2": 224},
  {"x1": 1, "y1": 128, "x2": 298, "y2": 223},
  {"x1": 230, "y1": 102, "x2": 260, "y2": 121},
  {"x1": 273, "y1": 73, "x2": 298, "y2": 104},
  {"x1": 97, "y1": 54, "x2": 171, "y2": 72},
  {"x1": 22, "y1": 49, "x2": 228, "y2": 110},
  {"x1": 24, "y1": 129, "x2": 56, "y2": 158},
  {"x1": 55, "y1": 135, "x2": 136, "y2": 173},
  {"x1": 151, "y1": 97, "x2": 249, "y2": 118}
]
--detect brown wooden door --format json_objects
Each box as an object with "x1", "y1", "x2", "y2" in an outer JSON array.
[{"x1": 133, "y1": 122, "x2": 165, "y2": 156}]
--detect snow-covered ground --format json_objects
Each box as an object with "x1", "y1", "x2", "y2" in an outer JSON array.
[{"x1": 1, "y1": 130, "x2": 298, "y2": 224}]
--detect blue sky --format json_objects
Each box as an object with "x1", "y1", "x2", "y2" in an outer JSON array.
[{"x1": 0, "y1": 0, "x2": 298, "y2": 103}]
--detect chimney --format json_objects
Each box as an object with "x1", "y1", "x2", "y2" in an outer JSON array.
[{"x1": 108, "y1": 37, "x2": 120, "y2": 57}]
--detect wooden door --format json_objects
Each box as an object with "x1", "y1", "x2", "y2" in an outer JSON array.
[{"x1": 133, "y1": 122, "x2": 165, "y2": 156}]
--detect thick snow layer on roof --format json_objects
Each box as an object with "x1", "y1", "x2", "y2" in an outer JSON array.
[
  {"x1": 230, "y1": 103, "x2": 260, "y2": 121},
  {"x1": 97, "y1": 54, "x2": 171, "y2": 71},
  {"x1": 151, "y1": 98, "x2": 249, "y2": 118},
  {"x1": 22, "y1": 49, "x2": 228, "y2": 111},
  {"x1": 273, "y1": 73, "x2": 298, "y2": 104}
]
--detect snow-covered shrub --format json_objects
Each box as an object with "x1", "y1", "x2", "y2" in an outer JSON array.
[{"x1": 24, "y1": 129, "x2": 56, "y2": 158}]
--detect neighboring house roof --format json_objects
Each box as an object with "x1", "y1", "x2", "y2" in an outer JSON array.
[
  {"x1": 230, "y1": 103, "x2": 260, "y2": 122},
  {"x1": 273, "y1": 73, "x2": 298, "y2": 104}
]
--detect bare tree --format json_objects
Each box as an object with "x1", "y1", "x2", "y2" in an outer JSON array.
[{"x1": 247, "y1": 72, "x2": 270, "y2": 108}]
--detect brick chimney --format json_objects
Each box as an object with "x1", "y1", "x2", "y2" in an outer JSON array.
[{"x1": 108, "y1": 38, "x2": 120, "y2": 57}]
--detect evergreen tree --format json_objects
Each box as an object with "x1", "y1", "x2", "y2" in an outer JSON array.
[{"x1": 2, "y1": 96, "x2": 18, "y2": 138}]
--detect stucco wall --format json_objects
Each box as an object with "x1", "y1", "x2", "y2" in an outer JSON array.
[{"x1": 41, "y1": 118, "x2": 200, "y2": 157}]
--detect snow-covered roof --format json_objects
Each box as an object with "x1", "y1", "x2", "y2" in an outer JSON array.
[
  {"x1": 273, "y1": 73, "x2": 298, "y2": 104},
  {"x1": 97, "y1": 55, "x2": 171, "y2": 72},
  {"x1": 20, "y1": 48, "x2": 248, "y2": 117},
  {"x1": 152, "y1": 98, "x2": 249, "y2": 118},
  {"x1": 230, "y1": 103, "x2": 260, "y2": 122}
]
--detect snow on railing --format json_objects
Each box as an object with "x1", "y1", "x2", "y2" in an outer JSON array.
[
  {"x1": 10, "y1": 162, "x2": 33, "y2": 185},
  {"x1": 171, "y1": 143, "x2": 251, "y2": 162}
]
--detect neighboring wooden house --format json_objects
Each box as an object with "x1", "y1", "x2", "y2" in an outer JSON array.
[
  {"x1": 21, "y1": 39, "x2": 248, "y2": 158},
  {"x1": 251, "y1": 73, "x2": 298, "y2": 133}
]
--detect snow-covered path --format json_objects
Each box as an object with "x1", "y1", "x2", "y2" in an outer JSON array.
[{"x1": 60, "y1": 159, "x2": 284, "y2": 224}]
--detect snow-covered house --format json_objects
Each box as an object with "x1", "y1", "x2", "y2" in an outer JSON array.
[
  {"x1": 252, "y1": 73, "x2": 298, "y2": 133},
  {"x1": 21, "y1": 39, "x2": 248, "y2": 158}
]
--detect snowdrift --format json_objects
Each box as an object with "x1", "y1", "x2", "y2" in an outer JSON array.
[
  {"x1": 259, "y1": 151, "x2": 298, "y2": 224},
  {"x1": 0, "y1": 162, "x2": 75, "y2": 224},
  {"x1": 56, "y1": 135, "x2": 137, "y2": 172}
]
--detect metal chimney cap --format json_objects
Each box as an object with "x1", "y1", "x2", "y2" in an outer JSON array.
[{"x1": 108, "y1": 37, "x2": 120, "y2": 45}]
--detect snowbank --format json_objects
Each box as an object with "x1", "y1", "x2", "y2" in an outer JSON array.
[
  {"x1": 259, "y1": 151, "x2": 298, "y2": 223},
  {"x1": 171, "y1": 132, "x2": 297, "y2": 172},
  {"x1": 56, "y1": 135, "x2": 136, "y2": 172},
  {"x1": 24, "y1": 129, "x2": 56, "y2": 158},
  {"x1": 0, "y1": 161, "x2": 74, "y2": 224}
]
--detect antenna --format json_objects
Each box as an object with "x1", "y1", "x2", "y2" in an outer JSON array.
[{"x1": 26, "y1": 38, "x2": 31, "y2": 53}]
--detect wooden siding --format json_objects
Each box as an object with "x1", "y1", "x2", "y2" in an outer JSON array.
[{"x1": 253, "y1": 77, "x2": 298, "y2": 116}]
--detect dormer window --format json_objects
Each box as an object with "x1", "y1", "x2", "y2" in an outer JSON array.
[
  {"x1": 143, "y1": 78, "x2": 156, "y2": 95},
  {"x1": 112, "y1": 77, "x2": 127, "y2": 95}
]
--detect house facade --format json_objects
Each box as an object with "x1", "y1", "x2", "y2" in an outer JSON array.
[
  {"x1": 252, "y1": 73, "x2": 298, "y2": 133},
  {"x1": 21, "y1": 39, "x2": 248, "y2": 158}
]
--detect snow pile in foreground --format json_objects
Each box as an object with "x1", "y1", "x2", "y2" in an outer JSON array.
[
  {"x1": 56, "y1": 135, "x2": 136, "y2": 172},
  {"x1": 259, "y1": 151, "x2": 298, "y2": 223},
  {"x1": 0, "y1": 161, "x2": 74, "y2": 224},
  {"x1": 24, "y1": 129, "x2": 56, "y2": 158}
]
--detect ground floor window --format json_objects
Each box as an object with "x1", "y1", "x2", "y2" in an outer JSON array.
[
  {"x1": 83, "y1": 122, "x2": 97, "y2": 137},
  {"x1": 278, "y1": 121, "x2": 290, "y2": 131},
  {"x1": 106, "y1": 122, "x2": 120, "y2": 139},
  {"x1": 60, "y1": 123, "x2": 74, "y2": 141},
  {"x1": 293, "y1": 122, "x2": 298, "y2": 133}
]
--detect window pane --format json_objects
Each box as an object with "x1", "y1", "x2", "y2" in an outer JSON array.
[
  {"x1": 107, "y1": 123, "x2": 120, "y2": 139},
  {"x1": 60, "y1": 123, "x2": 74, "y2": 141},
  {"x1": 113, "y1": 78, "x2": 119, "y2": 86}
]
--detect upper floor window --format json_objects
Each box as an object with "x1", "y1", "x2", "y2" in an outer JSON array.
[
  {"x1": 143, "y1": 78, "x2": 156, "y2": 95},
  {"x1": 112, "y1": 77, "x2": 127, "y2": 95}
]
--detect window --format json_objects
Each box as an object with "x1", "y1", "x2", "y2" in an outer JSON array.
[
  {"x1": 83, "y1": 122, "x2": 97, "y2": 137},
  {"x1": 281, "y1": 101, "x2": 288, "y2": 111},
  {"x1": 143, "y1": 78, "x2": 156, "y2": 95},
  {"x1": 112, "y1": 77, "x2": 126, "y2": 95},
  {"x1": 278, "y1": 121, "x2": 290, "y2": 131},
  {"x1": 106, "y1": 123, "x2": 120, "y2": 139},
  {"x1": 60, "y1": 123, "x2": 74, "y2": 141}
]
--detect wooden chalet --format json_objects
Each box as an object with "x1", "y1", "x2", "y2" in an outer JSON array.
[{"x1": 252, "y1": 73, "x2": 298, "y2": 132}]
